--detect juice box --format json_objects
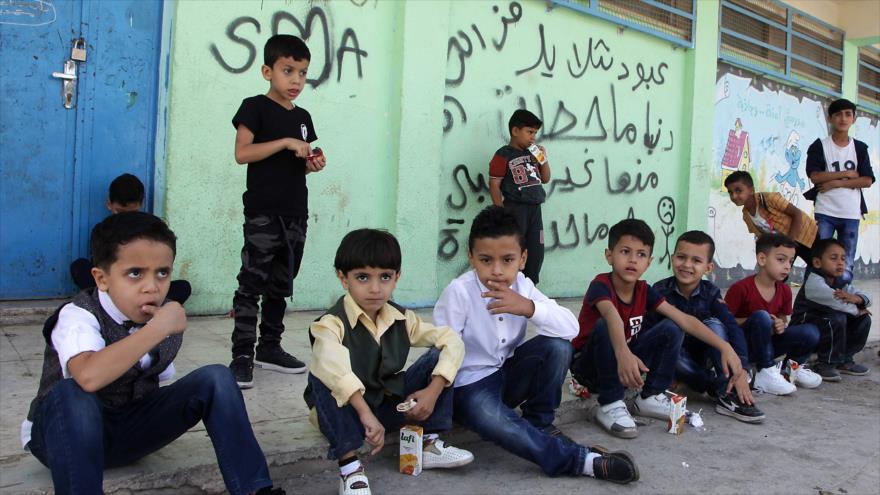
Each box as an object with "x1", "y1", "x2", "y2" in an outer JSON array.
[
  {"x1": 399, "y1": 425, "x2": 423, "y2": 476},
  {"x1": 527, "y1": 143, "x2": 547, "y2": 164},
  {"x1": 666, "y1": 392, "x2": 687, "y2": 435}
]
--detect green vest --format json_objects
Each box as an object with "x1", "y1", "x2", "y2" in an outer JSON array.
[{"x1": 305, "y1": 297, "x2": 411, "y2": 410}]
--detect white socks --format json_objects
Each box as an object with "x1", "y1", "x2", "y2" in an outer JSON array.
[
  {"x1": 339, "y1": 459, "x2": 362, "y2": 477},
  {"x1": 424, "y1": 433, "x2": 439, "y2": 443},
  {"x1": 582, "y1": 452, "x2": 601, "y2": 476}
]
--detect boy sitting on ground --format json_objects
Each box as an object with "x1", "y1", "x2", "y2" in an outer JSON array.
[
  {"x1": 23, "y1": 212, "x2": 281, "y2": 495},
  {"x1": 792, "y1": 238, "x2": 872, "y2": 381},
  {"x1": 434, "y1": 206, "x2": 639, "y2": 484},
  {"x1": 724, "y1": 234, "x2": 822, "y2": 395},
  {"x1": 570, "y1": 219, "x2": 743, "y2": 439},
  {"x1": 305, "y1": 229, "x2": 473, "y2": 495},
  {"x1": 650, "y1": 231, "x2": 764, "y2": 423}
]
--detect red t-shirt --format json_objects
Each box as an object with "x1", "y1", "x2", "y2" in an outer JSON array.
[
  {"x1": 724, "y1": 275, "x2": 792, "y2": 318},
  {"x1": 573, "y1": 273, "x2": 665, "y2": 350}
]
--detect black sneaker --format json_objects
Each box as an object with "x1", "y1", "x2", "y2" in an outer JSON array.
[
  {"x1": 588, "y1": 445, "x2": 639, "y2": 484},
  {"x1": 715, "y1": 393, "x2": 765, "y2": 423},
  {"x1": 813, "y1": 363, "x2": 842, "y2": 382},
  {"x1": 255, "y1": 487, "x2": 285, "y2": 495},
  {"x1": 229, "y1": 355, "x2": 254, "y2": 389},
  {"x1": 837, "y1": 362, "x2": 869, "y2": 376},
  {"x1": 255, "y1": 345, "x2": 307, "y2": 374}
]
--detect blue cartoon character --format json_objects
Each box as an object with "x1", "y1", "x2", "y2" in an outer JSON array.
[{"x1": 774, "y1": 130, "x2": 806, "y2": 191}]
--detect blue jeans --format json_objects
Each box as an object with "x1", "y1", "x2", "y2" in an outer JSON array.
[
  {"x1": 676, "y1": 318, "x2": 730, "y2": 396},
  {"x1": 570, "y1": 319, "x2": 684, "y2": 405},
  {"x1": 28, "y1": 365, "x2": 271, "y2": 495},
  {"x1": 309, "y1": 348, "x2": 453, "y2": 460},
  {"x1": 741, "y1": 310, "x2": 820, "y2": 369},
  {"x1": 815, "y1": 213, "x2": 860, "y2": 284},
  {"x1": 454, "y1": 336, "x2": 584, "y2": 477}
]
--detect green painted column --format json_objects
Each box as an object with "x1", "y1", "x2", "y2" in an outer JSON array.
[
  {"x1": 681, "y1": 0, "x2": 721, "y2": 233},
  {"x1": 842, "y1": 40, "x2": 859, "y2": 102},
  {"x1": 392, "y1": 1, "x2": 450, "y2": 305}
]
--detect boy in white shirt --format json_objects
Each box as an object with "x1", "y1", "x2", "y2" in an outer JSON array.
[
  {"x1": 433, "y1": 206, "x2": 639, "y2": 484},
  {"x1": 805, "y1": 98, "x2": 875, "y2": 284},
  {"x1": 22, "y1": 212, "x2": 280, "y2": 495}
]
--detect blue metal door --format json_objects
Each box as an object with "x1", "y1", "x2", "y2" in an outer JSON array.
[{"x1": 0, "y1": 0, "x2": 164, "y2": 299}]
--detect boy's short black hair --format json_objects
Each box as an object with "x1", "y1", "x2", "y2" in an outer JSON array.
[
  {"x1": 508, "y1": 109, "x2": 542, "y2": 134},
  {"x1": 468, "y1": 206, "x2": 524, "y2": 252},
  {"x1": 108, "y1": 173, "x2": 145, "y2": 205},
  {"x1": 608, "y1": 218, "x2": 655, "y2": 252},
  {"x1": 755, "y1": 233, "x2": 796, "y2": 255},
  {"x1": 723, "y1": 170, "x2": 754, "y2": 189},
  {"x1": 264, "y1": 34, "x2": 311, "y2": 67},
  {"x1": 811, "y1": 238, "x2": 846, "y2": 260},
  {"x1": 334, "y1": 229, "x2": 401, "y2": 275},
  {"x1": 91, "y1": 212, "x2": 177, "y2": 270},
  {"x1": 827, "y1": 98, "x2": 856, "y2": 117},
  {"x1": 675, "y1": 230, "x2": 716, "y2": 260}
]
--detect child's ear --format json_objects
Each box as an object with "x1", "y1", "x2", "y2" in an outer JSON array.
[
  {"x1": 91, "y1": 267, "x2": 109, "y2": 291},
  {"x1": 756, "y1": 252, "x2": 767, "y2": 266},
  {"x1": 393, "y1": 271, "x2": 401, "y2": 283},
  {"x1": 811, "y1": 257, "x2": 822, "y2": 269},
  {"x1": 706, "y1": 261, "x2": 715, "y2": 274},
  {"x1": 105, "y1": 198, "x2": 113, "y2": 212},
  {"x1": 261, "y1": 64, "x2": 272, "y2": 81},
  {"x1": 519, "y1": 249, "x2": 528, "y2": 270},
  {"x1": 604, "y1": 248, "x2": 612, "y2": 265},
  {"x1": 336, "y1": 270, "x2": 348, "y2": 289}
]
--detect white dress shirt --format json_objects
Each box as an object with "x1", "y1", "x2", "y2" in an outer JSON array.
[
  {"x1": 433, "y1": 270, "x2": 578, "y2": 387},
  {"x1": 21, "y1": 291, "x2": 175, "y2": 448}
]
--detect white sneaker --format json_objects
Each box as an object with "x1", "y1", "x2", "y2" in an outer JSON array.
[
  {"x1": 422, "y1": 439, "x2": 474, "y2": 469},
  {"x1": 754, "y1": 363, "x2": 796, "y2": 395},
  {"x1": 595, "y1": 400, "x2": 638, "y2": 438},
  {"x1": 789, "y1": 361, "x2": 822, "y2": 389},
  {"x1": 339, "y1": 466, "x2": 371, "y2": 495},
  {"x1": 633, "y1": 393, "x2": 672, "y2": 420}
]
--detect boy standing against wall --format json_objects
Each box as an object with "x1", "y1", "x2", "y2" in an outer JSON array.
[
  {"x1": 489, "y1": 109, "x2": 551, "y2": 284},
  {"x1": 805, "y1": 98, "x2": 875, "y2": 284},
  {"x1": 229, "y1": 35, "x2": 328, "y2": 388}
]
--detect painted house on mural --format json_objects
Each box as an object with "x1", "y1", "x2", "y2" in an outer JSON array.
[{"x1": 1, "y1": 0, "x2": 877, "y2": 313}]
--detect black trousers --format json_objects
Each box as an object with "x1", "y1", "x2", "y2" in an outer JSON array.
[{"x1": 504, "y1": 201, "x2": 544, "y2": 285}]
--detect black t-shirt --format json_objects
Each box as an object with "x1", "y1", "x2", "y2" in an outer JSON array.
[
  {"x1": 488, "y1": 145, "x2": 546, "y2": 205},
  {"x1": 232, "y1": 95, "x2": 318, "y2": 216}
]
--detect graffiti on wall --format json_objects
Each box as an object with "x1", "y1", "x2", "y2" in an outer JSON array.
[
  {"x1": 438, "y1": 1, "x2": 684, "y2": 282},
  {"x1": 710, "y1": 65, "x2": 880, "y2": 283}
]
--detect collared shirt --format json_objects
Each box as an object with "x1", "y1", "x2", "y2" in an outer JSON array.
[
  {"x1": 433, "y1": 271, "x2": 579, "y2": 387},
  {"x1": 309, "y1": 293, "x2": 464, "y2": 408},
  {"x1": 21, "y1": 291, "x2": 175, "y2": 449},
  {"x1": 651, "y1": 277, "x2": 749, "y2": 367}
]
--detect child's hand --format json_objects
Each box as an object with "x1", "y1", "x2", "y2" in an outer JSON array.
[
  {"x1": 729, "y1": 372, "x2": 754, "y2": 405},
  {"x1": 833, "y1": 289, "x2": 862, "y2": 305},
  {"x1": 482, "y1": 280, "x2": 535, "y2": 317},
  {"x1": 818, "y1": 179, "x2": 842, "y2": 192},
  {"x1": 858, "y1": 308, "x2": 872, "y2": 317},
  {"x1": 285, "y1": 138, "x2": 312, "y2": 158},
  {"x1": 769, "y1": 315, "x2": 785, "y2": 334},
  {"x1": 404, "y1": 388, "x2": 440, "y2": 422},
  {"x1": 719, "y1": 346, "x2": 744, "y2": 381},
  {"x1": 306, "y1": 151, "x2": 326, "y2": 173},
  {"x1": 616, "y1": 350, "x2": 648, "y2": 389},
  {"x1": 142, "y1": 301, "x2": 187, "y2": 336},
  {"x1": 844, "y1": 170, "x2": 859, "y2": 179},
  {"x1": 359, "y1": 411, "x2": 385, "y2": 455}
]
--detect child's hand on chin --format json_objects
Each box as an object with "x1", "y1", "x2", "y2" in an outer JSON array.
[{"x1": 142, "y1": 302, "x2": 187, "y2": 336}]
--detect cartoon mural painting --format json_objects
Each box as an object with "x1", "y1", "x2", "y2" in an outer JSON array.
[
  {"x1": 657, "y1": 196, "x2": 675, "y2": 269},
  {"x1": 720, "y1": 117, "x2": 750, "y2": 190},
  {"x1": 774, "y1": 130, "x2": 806, "y2": 204}
]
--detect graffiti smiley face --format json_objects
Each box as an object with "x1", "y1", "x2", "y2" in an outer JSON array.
[{"x1": 657, "y1": 196, "x2": 675, "y2": 226}]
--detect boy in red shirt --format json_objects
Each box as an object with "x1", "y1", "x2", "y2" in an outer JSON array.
[{"x1": 725, "y1": 233, "x2": 821, "y2": 395}]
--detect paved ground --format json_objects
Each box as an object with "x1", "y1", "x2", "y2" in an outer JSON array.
[{"x1": 0, "y1": 279, "x2": 878, "y2": 494}]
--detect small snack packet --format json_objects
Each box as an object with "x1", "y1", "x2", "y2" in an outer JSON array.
[
  {"x1": 527, "y1": 143, "x2": 547, "y2": 164},
  {"x1": 396, "y1": 398, "x2": 417, "y2": 413},
  {"x1": 399, "y1": 425, "x2": 423, "y2": 476},
  {"x1": 783, "y1": 360, "x2": 799, "y2": 384},
  {"x1": 666, "y1": 391, "x2": 687, "y2": 435}
]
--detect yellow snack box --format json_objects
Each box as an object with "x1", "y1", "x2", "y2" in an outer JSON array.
[
  {"x1": 399, "y1": 425, "x2": 423, "y2": 476},
  {"x1": 666, "y1": 392, "x2": 687, "y2": 435}
]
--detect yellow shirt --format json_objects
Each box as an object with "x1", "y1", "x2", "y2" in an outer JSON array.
[{"x1": 309, "y1": 293, "x2": 465, "y2": 407}]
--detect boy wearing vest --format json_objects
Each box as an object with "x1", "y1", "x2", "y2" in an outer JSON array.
[
  {"x1": 434, "y1": 206, "x2": 639, "y2": 484},
  {"x1": 804, "y1": 98, "x2": 875, "y2": 284},
  {"x1": 22, "y1": 212, "x2": 281, "y2": 495},
  {"x1": 305, "y1": 229, "x2": 473, "y2": 495},
  {"x1": 725, "y1": 170, "x2": 818, "y2": 267}
]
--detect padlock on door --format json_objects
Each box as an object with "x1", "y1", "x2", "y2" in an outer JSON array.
[{"x1": 71, "y1": 38, "x2": 87, "y2": 62}]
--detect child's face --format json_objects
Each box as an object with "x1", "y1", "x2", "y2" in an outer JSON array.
[
  {"x1": 106, "y1": 199, "x2": 142, "y2": 215},
  {"x1": 756, "y1": 245, "x2": 795, "y2": 282},
  {"x1": 262, "y1": 56, "x2": 309, "y2": 103},
  {"x1": 813, "y1": 244, "x2": 846, "y2": 278},
  {"x1": 829, "y1": 109, "x2": 854, "y2": 134},
  {"x1": 605, "y1": 235, "x2": 652, "y2": 284},
  {"x1": 671, "y1": 241, "x2": 714, "y2": 288},
  {"x1": 91, "y1": 238, "x2": 174, "y2": 324},
  {"x1": 337, "y1": 267, "x2": 400, "y2": 319},
  {"x1": 726, "y1": 180, "x2": 753, "y2": 207},
  {"x1": 468, "y1": 235, "x2": 527, "y2": 288},
  {"x1": 510, "y1": 126, "x2": 539, "y2": 150}
]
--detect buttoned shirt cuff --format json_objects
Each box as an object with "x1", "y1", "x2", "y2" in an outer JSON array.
[
  {"x1": 431, "y1": 361, "x2": 459, "y2": 388},
  {"x1": 332, "y1": 373, "x2": 366, "y2": 408}
]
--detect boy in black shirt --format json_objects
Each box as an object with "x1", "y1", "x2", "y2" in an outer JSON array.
[
  {"x1": 489, "y1": 109, "x2": 551, "y2": 284},
  {"x1": 229, "y1": 34, "x2": 327, "y2": 388}
]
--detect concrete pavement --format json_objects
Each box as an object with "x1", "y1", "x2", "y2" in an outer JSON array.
[{"x1": 0, "y1": 280, "x2": 878, "y2": 494}]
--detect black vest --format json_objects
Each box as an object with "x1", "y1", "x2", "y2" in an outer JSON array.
[
  {"x1": 27, "y1": 289, "x2": 182, "y2": 420},
  {"x1": 304, "y1": 297, "x2": 410, "y2": 410}
]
